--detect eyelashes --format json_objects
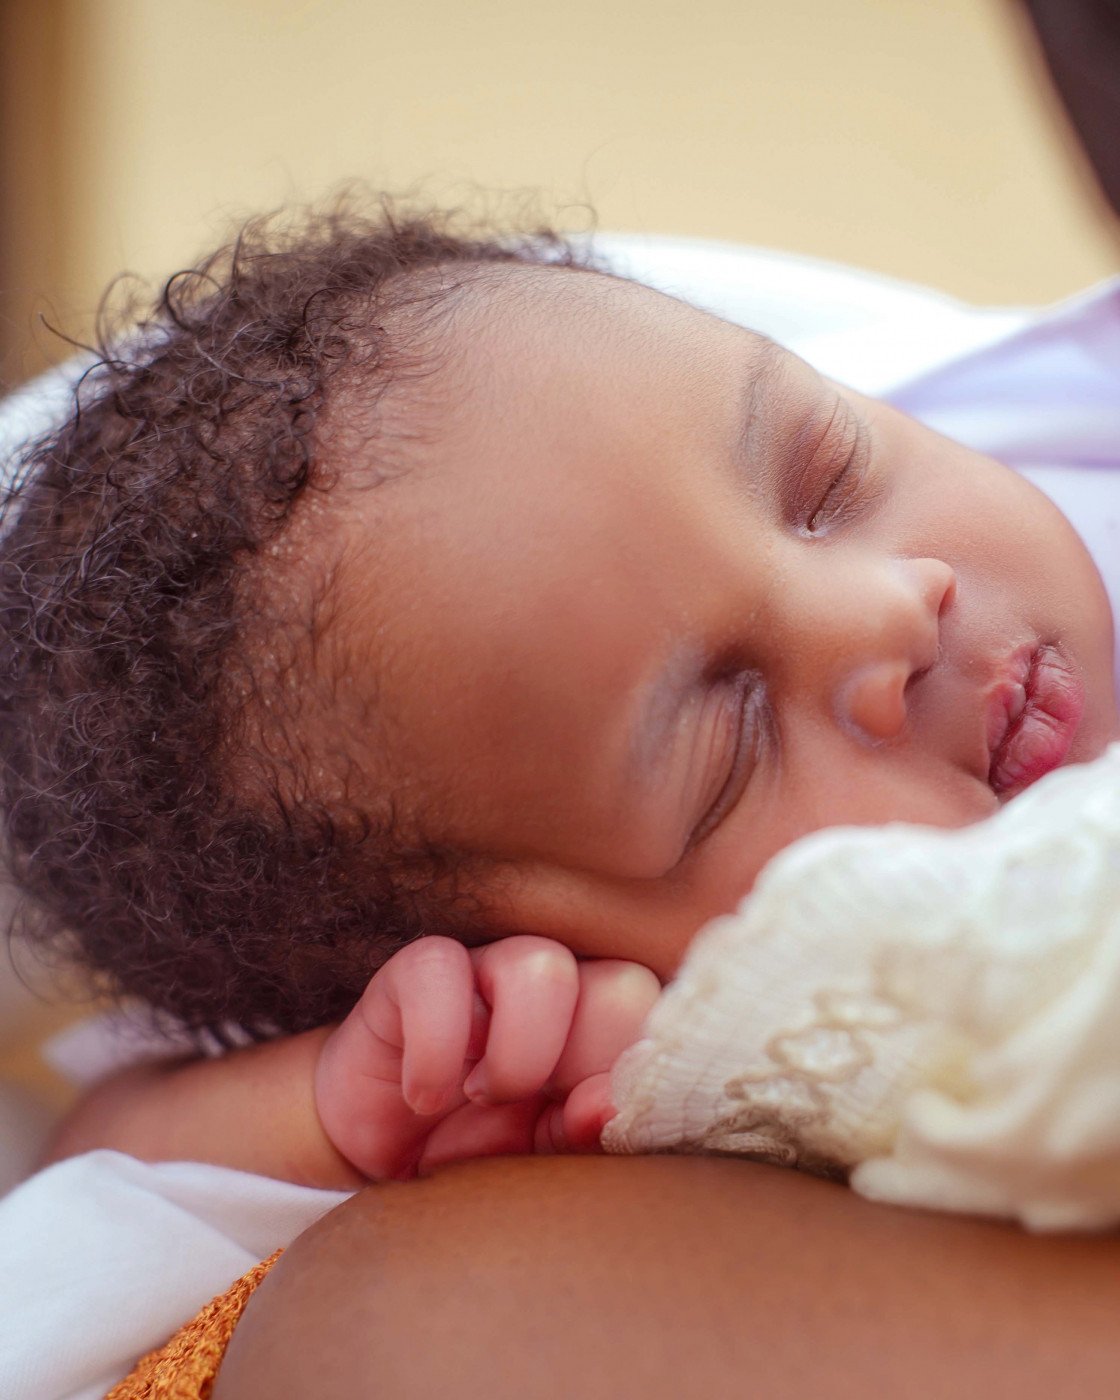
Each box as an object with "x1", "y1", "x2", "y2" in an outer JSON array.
[
  {"x1": 805, "y1": 449, "x2": 856, "y2": 534},
  {"x1": 686, "y1": 677, "x2": 766, "y2": 850},
  {"x1": 798, "y1": 412, "x2": 872, "y2": 537},
  {"x1": 681, "y1": 398, "x2": 875, "y2": 859}
]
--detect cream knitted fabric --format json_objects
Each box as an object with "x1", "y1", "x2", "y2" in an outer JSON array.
[{"x1": 605, "y1": 745, "x2": 1120, "y2": 1230}]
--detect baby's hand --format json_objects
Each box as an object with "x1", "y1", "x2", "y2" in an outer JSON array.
[{"x1": 314, "y1": 936, "x2": 660, "y2": 1181}]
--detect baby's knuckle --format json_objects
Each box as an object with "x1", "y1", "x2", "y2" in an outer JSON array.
[
  {"x1": 583, "y1": 961, "x2": 661, "y2": 1009},
  {"x1": 400, "y1": 935, "x2": 460, "y2": 975},
  {"x1": 496, "y1": 937, "x2": 576, "y2": 984},
  {"x1": 520, "y1": 944, "x2": 578, "y2": 989}
]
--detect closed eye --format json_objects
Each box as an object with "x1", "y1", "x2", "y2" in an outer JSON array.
[
  {"x1": 802, "y1": 414, "x2": 872, "y2": 536},
  {"x1": 686, "y1": 676, "x2": 765, "y2": 851}
]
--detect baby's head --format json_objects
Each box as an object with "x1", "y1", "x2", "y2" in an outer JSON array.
[{"x1": 3, "y1": 206, "x2": 1117, "y2": 1037}]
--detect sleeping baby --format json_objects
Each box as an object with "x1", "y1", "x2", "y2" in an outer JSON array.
[{"x1": 2, "y1": 204, "x2": 1119, "y2": 1214}]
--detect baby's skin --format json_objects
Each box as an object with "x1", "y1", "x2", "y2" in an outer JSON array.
[
  {"x1": 43, "y1": 264, "x2": 1120, "y2": 1185},
  {"x1": 47, "y1": 936, "x2": 658, "y2": 1188},
  {"x1": 315, "y1": 936, "x2": 659, "y2": 1180}
]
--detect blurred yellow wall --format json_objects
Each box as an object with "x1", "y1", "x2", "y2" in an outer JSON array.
[{"x1": 3, "y1": 0, "x2": 1119, "y2": 381}]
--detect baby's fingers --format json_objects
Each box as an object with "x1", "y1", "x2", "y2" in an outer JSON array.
[
  {"x1": 416, "y1": 1098, "x2": 546, "y2": 1175},
  {"x1": 464, "y1": 937, "x2": 580, "y2": 1104},
  {"x1": 374, "y1": 936, "x2": 477, "y2": 1116},
  {"x1": 534, "y1": 1073, "x2": 616, "y2": 1155},
  {"x1": 550, "y1": 960, "x2": 661, "y2": 1093}
]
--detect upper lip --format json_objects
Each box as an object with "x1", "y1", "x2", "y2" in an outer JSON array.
[{"x1": 984, "y1": 643, "x2": 1035, "y2": 763}]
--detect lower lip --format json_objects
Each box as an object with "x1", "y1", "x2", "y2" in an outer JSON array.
[{"x1": 988, "y1": 645, "x2": 1084, "y2": 797}]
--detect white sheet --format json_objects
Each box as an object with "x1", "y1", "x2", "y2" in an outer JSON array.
[{"x1": 0, "y1": 1151, "x2": 347, "y2": 1400}]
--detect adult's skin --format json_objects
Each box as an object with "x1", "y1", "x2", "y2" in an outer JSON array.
[{"x1": 214, "y1": 1157, "x2": 1120, "y2": 1400}]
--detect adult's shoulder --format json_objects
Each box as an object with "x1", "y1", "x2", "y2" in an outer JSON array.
[{"x1": 216, "y1": 1155, "x2": 1120, "y2": 1400}]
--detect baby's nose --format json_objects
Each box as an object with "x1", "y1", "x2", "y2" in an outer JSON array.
[
  {"x1": 831, "y1": 558, "x2": 955, "y2": 744},
  {"x1": 836, "y1": 661, "x2": 912, "y2": 742},
  {"x1": 909, "y1": 556, "x2": 957, "y2": 624}
]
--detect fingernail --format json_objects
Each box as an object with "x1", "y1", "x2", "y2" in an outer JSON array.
[
  {"x1": 462, "y1": 1064, "x2": 490, "y2": 1104},
  {"x1": 407, "y1": 1087, "x2": 446, "y2": 1118}
]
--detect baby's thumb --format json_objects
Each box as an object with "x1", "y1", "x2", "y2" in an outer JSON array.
[{"x1": 534, "y1": 1074, "x2": 615, "y2": 1155}]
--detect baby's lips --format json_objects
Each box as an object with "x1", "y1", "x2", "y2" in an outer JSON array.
[
  {"x1": 989, "y1": 644, "x2": 1084, "y2": 797},
  {"x1": 984, "y1": 643, "x2": 1032, "y2": 753}
]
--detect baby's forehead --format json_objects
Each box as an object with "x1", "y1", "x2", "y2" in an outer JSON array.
[
  {"x1": 316, "y1": 267, "x2": 802, "y2": 579},
  {"x1": 406, "y1": 264, "x2": 789, "y2": 450},
  {"x1": 320, "y1": 277, "x2": 798, "y2": 644},
  {"x1": 451, "y1": 260, "x2": 772, "y2": 354}
]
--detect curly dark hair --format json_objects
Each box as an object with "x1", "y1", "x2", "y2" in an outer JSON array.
[{"x1": 0, "y1": 200, "x2": 596, "y2": 1040}]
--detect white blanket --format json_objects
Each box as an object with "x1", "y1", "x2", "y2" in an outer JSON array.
[
  {"x1": 607, "y1": 745, "x2": 1120, "y2": 1231},
  {"x1": 0, "y1": 1151, "x2": 347, "y2": 1400}
]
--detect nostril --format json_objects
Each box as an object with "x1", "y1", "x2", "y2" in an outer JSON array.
[{"x1": 837, "y1": 661, "x2": 910, "y2": 744}]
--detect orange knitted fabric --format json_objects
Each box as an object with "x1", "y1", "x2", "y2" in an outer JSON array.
[{"x1": 104, "y1": 1248, "x2": 284, "y2": 1400}]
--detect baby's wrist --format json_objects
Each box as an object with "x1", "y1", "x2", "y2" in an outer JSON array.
[{"x1": 311, "y1": 1022, "x2": 382, "y2": 1184}]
